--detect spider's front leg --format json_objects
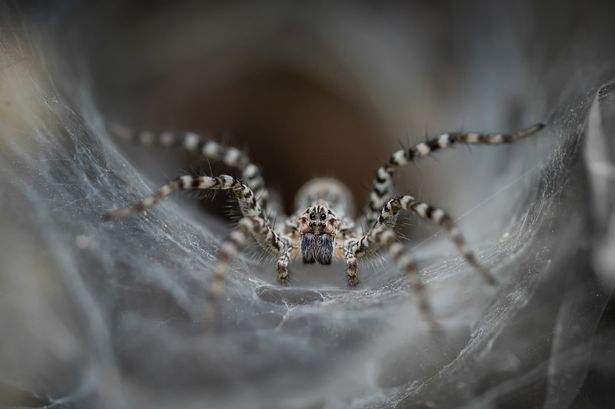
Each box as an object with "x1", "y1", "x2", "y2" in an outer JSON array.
[{"x1": 104, "y1": 174, "x2": 287, "y2": 319}]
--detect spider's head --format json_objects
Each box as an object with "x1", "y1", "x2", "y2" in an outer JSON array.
[{"x1": 299, "y1": 203, "x2": 339, "y2": 265}]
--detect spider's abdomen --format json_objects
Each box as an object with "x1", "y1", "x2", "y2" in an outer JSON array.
[{"x1": 294, "y1": 177, "x2": 354, "y2": 217}]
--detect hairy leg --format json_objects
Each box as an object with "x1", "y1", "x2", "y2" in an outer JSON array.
[
  {"x1": 104, "y1": 174, "x2": 286, "y2": 255},
  {"x1": 205, "y1": 217, "x2": 255, "y2": 321},
  {"x1": 343, "y1": 240, "x2": 359, "y2": 286},
  {"x1": 362, "y1": 123, "x2": 545, "y2": 227},
  {"x1": 347, "y1": 227, "x2": 438, "y2": 328},
  {"x1": 358, "y1": 195, "x2": 495, "y2": 284},
  {"x1": 108, "y1": 123, "x2": 277, "y2": 217},
  {"x1": 276, "y1": 242, "x2": 293, "y2": 283}
]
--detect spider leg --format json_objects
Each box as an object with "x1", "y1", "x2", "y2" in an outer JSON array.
[
  {"x1": 204, "y1": 216, "x2": 255, "y2": 321},
  {"x1": 348, "y1": 227, "x2": 438, "y2": 328},
  {"x1": 104, "y1": 174, "x2": 287, "y2": 259},
  {"x1": 203, "y1": 216, "x2": 291, "y2": 320},
  {"x1": 108, "y1": 123, "x2": 278, "y2": 218},
  {"x1": 275, "y1": 241, "x2": 293, "y2": 283},
  {"x1": 343, "y1": 241, "x2": 359, "y2": 286},
  {"x1": 362, "y1": 123, "x2": 545, "y2": 227},
  {"x1": 361, "y1": 195, "x2": 495, "y2": 284},
  {"x1": 104, "y1": 174, "x2": 290, "y2": 318},
  {"x1": 105, "y1": 174, "x2": 259, "y2": 219}
]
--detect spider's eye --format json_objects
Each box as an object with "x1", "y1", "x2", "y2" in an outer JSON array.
[
  {"x1": 320, "y1": 213, "x2": 326, "y2": 221},
  {"x1": 309, "y1": 212, "x2": 316, "y2": 220}
]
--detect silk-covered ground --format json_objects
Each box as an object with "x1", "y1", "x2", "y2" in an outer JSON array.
[{"x1": 1, "y1": 1, "x2": 614, "y2": 408}]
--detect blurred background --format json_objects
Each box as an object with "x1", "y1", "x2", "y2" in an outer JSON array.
[{"x1": 1, "y1": 1, "x2": 614, "y2": 408}]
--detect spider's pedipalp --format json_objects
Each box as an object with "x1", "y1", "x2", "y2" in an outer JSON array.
[{"x1": 362, "y1": 123, "x2": 545, "y2": 227}]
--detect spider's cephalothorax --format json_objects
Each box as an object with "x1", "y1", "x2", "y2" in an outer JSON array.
[
  {"x1": 105, "y1": 122, "x2": 545, "y2": 327},
  {"x1": 298, "y1": 203, "x2": 338, "y2": 265},
  {"x1": 292, "y1": 178, "x2": 353, "y2": 265}
]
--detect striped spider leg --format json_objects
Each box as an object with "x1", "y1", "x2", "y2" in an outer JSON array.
[
  {"x1": 346, "y1": 123, "x2": 545, "y2": 324},
  {"x1": 362, "y1": 123, "x2": 545, "y2": 227},
  {"x1": 107, "y1": 124, "x2": 292, "y2": 319},
  {"x1": 345, "y1": 195, "x2": 496, "y2": 327},
  {"x1": 354, "y1": 195, "x2": 494, "y2": 284},
  {"x1": 108, "y1": 124, "x2": 282, "y2": 222},
  {"x1": 104, "y1": 174, "x2": 291, "y2": 320},
  {"x1": 105, "y1": 121, "x2": 546, "y2": 329}
]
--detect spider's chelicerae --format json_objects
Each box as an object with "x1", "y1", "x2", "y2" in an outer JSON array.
[{"x1": 105, "y1": 122, "x2": 544, "y2": 326}]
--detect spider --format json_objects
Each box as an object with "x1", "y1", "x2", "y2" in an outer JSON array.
[{"x1": 104, "y1": 122, "x2": 544, "y2": 326}]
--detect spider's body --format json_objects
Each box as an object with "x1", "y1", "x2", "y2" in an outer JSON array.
[
  {"x1": 298, "y1": 203, "x2": 338, "y2": 265},
  {"x1": 105, "y1": 122, "x2": 545, "y2": 326},
  {"x1": 291, "y1": 178, "x2": 354, "y2": 266}
]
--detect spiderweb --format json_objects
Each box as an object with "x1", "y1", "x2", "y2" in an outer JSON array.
[{"x1": 0, "y1": 2, "x2": 614, "y2": 409}]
